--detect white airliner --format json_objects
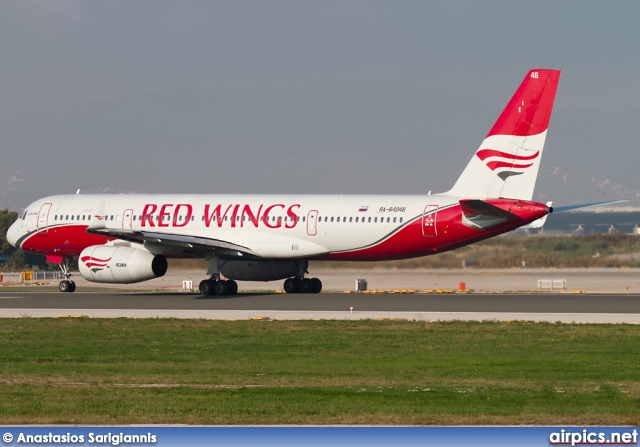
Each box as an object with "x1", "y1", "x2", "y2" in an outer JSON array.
[{"x1": 6, "y1": 69, "x2": 560, "y2": 295}]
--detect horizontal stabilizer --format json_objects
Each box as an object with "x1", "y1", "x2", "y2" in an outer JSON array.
[
  {"x1": 459, "y1": 199, "x2": 518, "y2": 230},
  {"x1": 520, "y1": 201, "x2": 552, "y2": 229}
]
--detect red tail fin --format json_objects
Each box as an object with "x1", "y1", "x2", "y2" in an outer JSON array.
[{"x1": 487, "y1": 69, "x2": 561, "y2": 137}]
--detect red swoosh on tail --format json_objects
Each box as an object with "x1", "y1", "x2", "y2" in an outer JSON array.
[
  {"x1": 476, "y1": 149, "x2": 539, "y2": 162},
  {"x1": 486, "y1": 161, "x2": 534, "y2": 171}
]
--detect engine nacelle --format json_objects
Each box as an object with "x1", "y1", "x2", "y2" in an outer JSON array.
[
  {"x1": 219, "y1": 260, "x2": 306, "y2": 281},
  {"x1": 79, "y1": 246, "x2": 168, "y2": 284}
]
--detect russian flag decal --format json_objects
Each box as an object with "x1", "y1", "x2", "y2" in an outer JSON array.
[{"x1": 359, "y1": 206, "x2": 368, "y2": 212}]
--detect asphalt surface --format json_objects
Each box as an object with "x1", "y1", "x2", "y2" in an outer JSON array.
[
  {"x1": 0, "y1": 290, "x2": 639, "y2": 313},
  {"x1": 1, "y1": 290, "x2": 640, "y2": 323}
]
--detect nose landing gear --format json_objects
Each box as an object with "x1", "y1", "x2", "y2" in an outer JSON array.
[{"x1": 58, "y1": 257, "x2": 76, "y2": 293}]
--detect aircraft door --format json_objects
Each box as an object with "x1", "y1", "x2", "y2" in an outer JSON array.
[
  {"x1": 122, "y1": 209, "x2": 133, "y2": 229},
  {"x1": 37, "y1": 203, "x2": 52, "y2": 236},
  {"x1": 422, "y1": 205, "x2": 438, "y2": 237},
  {"x1": 307, "y1": 210, "x2": 318, "y2": 236}
]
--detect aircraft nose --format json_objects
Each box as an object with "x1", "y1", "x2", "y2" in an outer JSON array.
[{"x1": 6, "y1": 221, "x2": 21, "y2": 248}]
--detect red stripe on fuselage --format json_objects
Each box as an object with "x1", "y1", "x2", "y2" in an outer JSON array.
[
  {"x1": 20, "y1": 225, "x2": 112, "y2": 256},
  {"x1": 319, "y1": 200, "x2": 548, "y2": 261}
]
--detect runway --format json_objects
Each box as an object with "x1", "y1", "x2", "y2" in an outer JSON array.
[{"x1": 1, "y1": 291, "x2": 640, "y2": 323}]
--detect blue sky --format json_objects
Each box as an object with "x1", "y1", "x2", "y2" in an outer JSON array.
[{"x1": 1, "y1": 1, "x2": 639, "y2": 210}]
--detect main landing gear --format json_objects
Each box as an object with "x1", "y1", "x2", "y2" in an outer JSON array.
[
  {"x1": 58, "y1": 257, "x2": 76, "y2": 293},
  {"x1": 283, "y1": 277, "x2": 322, "y2": 294},
  {"x1": 199, "y1": 278, "x2": 238, "y2": 296}
]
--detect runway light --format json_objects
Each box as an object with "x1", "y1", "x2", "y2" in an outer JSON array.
[{"x1": 350, "y1": 306, "x2": 353, "y2": 313}]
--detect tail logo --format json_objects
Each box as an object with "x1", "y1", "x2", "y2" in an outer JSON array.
[
  {"x1": 476, "y1": 149, "x2": 540, "y2": 180},
  {"x1": 81, "y1": 255, "x2": 111, "y2": 273}
]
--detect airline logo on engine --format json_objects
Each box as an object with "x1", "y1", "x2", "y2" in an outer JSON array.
[
  {"x1": 476, "y1": 149, "x2": 540, "y2": 180},
  {"x1": 81, "y1": 255, "x2": 111, "y2": 273},
  {"x1": 140, "y1": 203, "x2": 301, "y2": 229}
]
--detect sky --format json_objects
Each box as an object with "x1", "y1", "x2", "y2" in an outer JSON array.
[{"x1": 1, "y1": 1, "x2": 639, "y2": 211}]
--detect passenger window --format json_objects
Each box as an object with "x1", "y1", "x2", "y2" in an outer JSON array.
[
  {"x1": 387, "y1": 217, "x2": 390, "y2": 223},
  {"x1": 331, "y1": 217, "x2": 334, "y2": 223},
  {"x1": 302, "y1": 216, "x2": 306, "y2": 222},
  {"x1": 393, "y1": 217, "x2": 396, "y2": 223},
  {"x1": 71, "y1": 215, "x2": 74, "y2": 221},
  {"x1": 349, "y1": 217, "x2": 352, "y2": 222},
  {"x1": 54, "y1": 215, "x2": 58, "y2": 221},
  {"x1": 400, "y1": 217, "x2": 403, "y2": 223}
]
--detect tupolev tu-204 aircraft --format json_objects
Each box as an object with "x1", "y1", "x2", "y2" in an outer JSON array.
[{"x1": 6, "y1": 69, "x2": 560, "y2": 295}]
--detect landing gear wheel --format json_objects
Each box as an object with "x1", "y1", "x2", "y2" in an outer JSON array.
[
  {"x1": 57, "y1": 257, "x2": 76, "y2": 293},
  {"x1": 310, "y1": 278, "x2": 322, "y2": 293},
  {"x1": 214, "y1": 280, "x2": 230, "y2": 296},
  {"x1": 227, "y1": 280, "x2": 238, "y2": 295},
  {"x1": 199, "y1": 279, "x2": 215, "y2": 296},
  {"x1": 300, "y1": 278, "x2": 312, "y2": 293},
  {"x1": 59, "y1": 280, "x2": 73, "y2": 293},
  {"x1": 284, "y1": 278, "x2": 299, "y2": 293}
]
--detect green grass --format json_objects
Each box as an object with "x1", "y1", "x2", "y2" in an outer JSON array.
[{"x1": 1, "y1": 319, "x2": 639, "y2": 425}]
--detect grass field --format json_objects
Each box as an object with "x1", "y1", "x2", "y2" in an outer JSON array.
[{"x1": 1, "y1": 318, "x2": 639, "y2": 425}]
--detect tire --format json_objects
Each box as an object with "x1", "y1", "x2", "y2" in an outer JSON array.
[
  {"x1": 59, "y1": 280, "x2": 71, "y2": 293},
  {"x1": 310, "y1": 278, "x2": 322, "y2": 293},
  {"x1": 300, "y1": 278, "x2": 312, "y2": 293},
  {"x1": 199, "y1": 279, "x2": 215, "y2": 296},
  {"x1": 283, "y1": 278, "x2": 299, "y2": 293},
  {"x1": 214, "y1": 280, "x2": 230, "y2": 296},
  {"x1": 227, "y1": 280, "x2": 238, "y2": 295},
  {"x1": 67, "y1": 281, "x2": 76, "y2": 293}
]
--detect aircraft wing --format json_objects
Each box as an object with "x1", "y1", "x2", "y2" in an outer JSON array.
[
  {"x1": 521, "y1": 200, "x2": 629, "y2": 230},
  {"x1": 86, "y1": 227, "x2": 260, "y2": 257},
  {"x1": 552, "y1": 200, "x2": 628, "y2": 213},
  {"x1": 86, "y1": 225, "x2": 330, "y2": 259}
]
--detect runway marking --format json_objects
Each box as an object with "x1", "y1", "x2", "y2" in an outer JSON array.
[{"x1": 0, "y1": 297, "x2": 23, "y2": 299}]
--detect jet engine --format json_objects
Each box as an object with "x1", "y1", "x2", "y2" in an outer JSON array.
[
  {"x1": 219, "y1": 259, "x2": 306, "y2": 281},
  {"x1": 79, "y1": 246, "x2": 168, "y2": 284}
]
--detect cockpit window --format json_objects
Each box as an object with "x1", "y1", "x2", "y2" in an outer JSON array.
[{"x1": 20, "y1": 211, "x2": 27, "y2": 220}]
